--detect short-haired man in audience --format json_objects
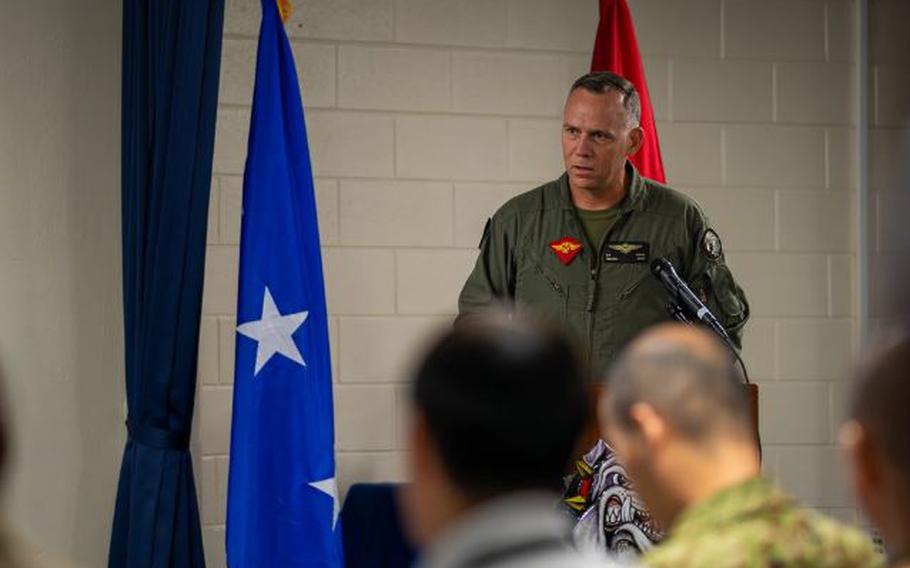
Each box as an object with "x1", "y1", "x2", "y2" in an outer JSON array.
[
  {"x1": 841, "y1": 333, "x2": 910, "y2": 568},
  {"x1": 600, "y1": 323, "x2": 881, "y2": 568},
  {"x1": 399, "y1": 311, "x2": 611, "y2": 568}
]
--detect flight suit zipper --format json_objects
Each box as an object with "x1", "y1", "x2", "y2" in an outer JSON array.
[
  {"x1": 585, "y1": 212, "x2": 632, "y2": 368},
  {"x1": 586, "y1": 212, "x2": 634, "y2": 308}
]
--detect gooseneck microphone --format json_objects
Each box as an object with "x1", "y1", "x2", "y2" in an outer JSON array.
[{"x1": 650, "y1": 257, "x2": 729, "y2": 340}]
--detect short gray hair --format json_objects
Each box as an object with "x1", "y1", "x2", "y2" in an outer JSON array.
[
  {"x1": 570, "y1": 71, "x2": 642, "y2": 127},
  {"x1": 604, "y1": 345, "x2": 750, "y2": 442}
]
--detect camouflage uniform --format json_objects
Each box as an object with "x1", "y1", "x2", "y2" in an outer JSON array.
[{"x1": 643, "y1": 477, "x2": 883, "y2": 568}]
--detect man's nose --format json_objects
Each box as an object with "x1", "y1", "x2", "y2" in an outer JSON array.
[{"x1": 574, "y1": 136, "x2": 592, "y2": 156}]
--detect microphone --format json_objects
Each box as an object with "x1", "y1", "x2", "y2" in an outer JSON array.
[{"x1": 650, "y1": 257, "x2": 729, "y2": 340}]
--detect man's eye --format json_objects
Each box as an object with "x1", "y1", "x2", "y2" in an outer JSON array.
[
  {"x1": 565, "y1": 127, "x2": 579, "y2": 136},
  {"x1": 593, "y1": 133, "x2": 608, "y2": 142}
]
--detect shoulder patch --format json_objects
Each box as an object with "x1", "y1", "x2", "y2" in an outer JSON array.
[{"x1": 703, "y1": 228, "x2": 723, "y2": 261}]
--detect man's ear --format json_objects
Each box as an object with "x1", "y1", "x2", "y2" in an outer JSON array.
[
  {"x1": 628, "y1": 402, "x2": 667, "y2": 449},
  {"x1": 626, "y1": 126, "x2": 644, "y2": 157}
]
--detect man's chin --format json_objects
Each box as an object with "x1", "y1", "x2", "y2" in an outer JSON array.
[{"x1": 568, "y1": 175, "x2": 602, "y2": 192}]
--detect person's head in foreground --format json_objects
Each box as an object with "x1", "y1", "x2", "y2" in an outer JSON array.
[
  {"x1": 401, "y1": 310, "x2": 594, "y2": 567},
  {"x1": 841, "y1": 332, "x2": 910, "y2": 567},
  {"x1": 600, "y1": 323, "x2": 882, "y2": 568}
]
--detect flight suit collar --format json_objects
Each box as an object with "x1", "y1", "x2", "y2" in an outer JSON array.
[{"x1": 555, "y1": 161, "x2": 648, "y2": 213}]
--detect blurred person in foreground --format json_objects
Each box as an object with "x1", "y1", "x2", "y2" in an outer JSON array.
[
  {"x1": 399, "y1": 310, "x2": 614, "y2": 568},
  {"x1": 841, "y1": 332, "x2": 910, "y2": 567},
  {"x1": 600, "y1": 323, "x2": 881, "y2": 568}
]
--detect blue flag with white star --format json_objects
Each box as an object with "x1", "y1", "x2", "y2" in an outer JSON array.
[{"x1": 226, "y1": 1, "x2": 342, "y2": 566}]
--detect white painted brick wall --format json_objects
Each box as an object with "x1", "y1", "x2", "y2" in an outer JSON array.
[
  {"x1": 633, "y1": 0, "x2": 721, "y2": 57},
  {"x1": 672, "y1": 59, "x2": 773, "y2": 123},
  {"x1": 338, "y1": 45, "x2": 451, "y2": 112},
  {"x1": 337, "y1": 316, "x2": 449, "y2": 383},
  {"x1": 723, "y1": 0, "x2": 826, "y2": 60},
  {"x1": 308, "y1": 111, "x2": 396, "y2": 177},
  {"x1": 776, "y1": 62, "x2": 856, "y2": 125},
  {"x1": 727, "y1": 253, "x2": 831, "y2": 316},
  {"x1": 196, "y1": 1, "x2": 862, "y2": 563},
  {"x1": 642, "y1": 57, "x2": 669, "y2": 120},
  {"x1": 683, "y1": 187, "x2": 775, "y2": 251},
  {"x1": 396, "y1": 250, "x2": 478, "y2": 314},
  {"x1": 828, "y1": 128, "x2": 859, "y2": 189},
  {"x1": 777, "y1": 319, "x2": 854, "y2": 380},
  {"x1": 503, "y1": 0, "x2": 598, "y2": 52},
  {"x1": 323, "y1": 248, "x2": 396, "y2": 314},
  {"x1": 829, "y1": 254, "x2": 856, "y2": 317},
  {"x1": 453, "y1": 182, "x2": 528, "y2": 247},
  {"x1": 452, "y1": 52, "x2": 565, "y2": 116},
  {"x1": 658, "y1": 122, "x2": 724, "y2": 185},
  {"x1": 335, "y1": 385, "x2": 397, "y2": 450},
  {"x1": 741, "y1": 318, "x2": 777, "y2": 380},
  {"x1": 508, "y1": 118, "x2": 564, "y2": 180},
  {"x1": 338, "y1": 180, "x2": 454, "y2": 246},
  {"x1": 778, "y1": 191, "x2": 853, "y2": 252},
  {"x1": 395, "y1": 115, "x2": 510, "y2": 180},
  {"x1": 725, "y1": 125, "x2": 827, "y2": 187},
  {"x1": 394, "y1": 0, "x2": 508, "y2": 47}
]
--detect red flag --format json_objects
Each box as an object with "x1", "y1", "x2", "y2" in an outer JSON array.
[{"x1": 591, "y1": 0, "x2": 665, "y2": 183}]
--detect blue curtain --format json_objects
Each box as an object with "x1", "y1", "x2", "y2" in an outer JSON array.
[{"x1": 109, "y1": 0, "x2": 225, "y2": 566}]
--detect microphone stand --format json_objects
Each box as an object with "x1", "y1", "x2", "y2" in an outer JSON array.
[{"x1": 666, "y1": 299, "x2": 690, "y2": 325}]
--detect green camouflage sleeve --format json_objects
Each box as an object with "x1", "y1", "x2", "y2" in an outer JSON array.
[
  {"x1": 683, "y1": 208, "x2": 750, "y2": 350},
  {"x1": 457, "y1": 215, "x2": 516, "y2": 318},
  {"x1": 644, "y1": 507, "x2": 883, "y2": 568}
]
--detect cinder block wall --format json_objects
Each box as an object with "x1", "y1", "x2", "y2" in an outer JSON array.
[
  {"x1": 197, "y1": 1, "x2": 860, "y2": 564},
  {"x1": 868, "y1": 0, "x2": 910, "y2": 328}
]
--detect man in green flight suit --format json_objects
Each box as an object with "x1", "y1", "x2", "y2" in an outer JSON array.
[
  {"x1": 600, "y1": 323, "x2": 882, "y2": 567},
  {"x1": 458, "y1": 71, "x2": 749, "y2": 378}
]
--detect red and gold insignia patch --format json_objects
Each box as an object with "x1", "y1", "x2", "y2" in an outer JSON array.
[{"x1": 549, "y1": 237, "x2": 583, "y2": 265}]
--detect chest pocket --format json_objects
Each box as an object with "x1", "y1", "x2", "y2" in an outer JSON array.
[
  {"x1": 606, "y1": 263, "x2": 669, "y2": 323},
  {"x1": 600, "y1": 263, "x2": 649, "y2": 300},
  {"x1": 515, "y1": 256, "x2": 567, "y2": 321}
]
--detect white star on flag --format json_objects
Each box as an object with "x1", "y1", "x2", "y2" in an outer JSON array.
[
  {"x1": 237, "y1": 286, "x2": 309, "y2": 375},
  {"x1": 309, "y1": 477, "x2": 340, "y2": 530}
]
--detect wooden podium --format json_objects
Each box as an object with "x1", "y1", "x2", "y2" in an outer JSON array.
[{"x1": 575, "y1": 383, "x2": 760, "y2": 461}]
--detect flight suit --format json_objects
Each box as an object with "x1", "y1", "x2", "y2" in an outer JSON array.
[{"x1": 458, "y1": 164, "x2": 750, "y2": 379}]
